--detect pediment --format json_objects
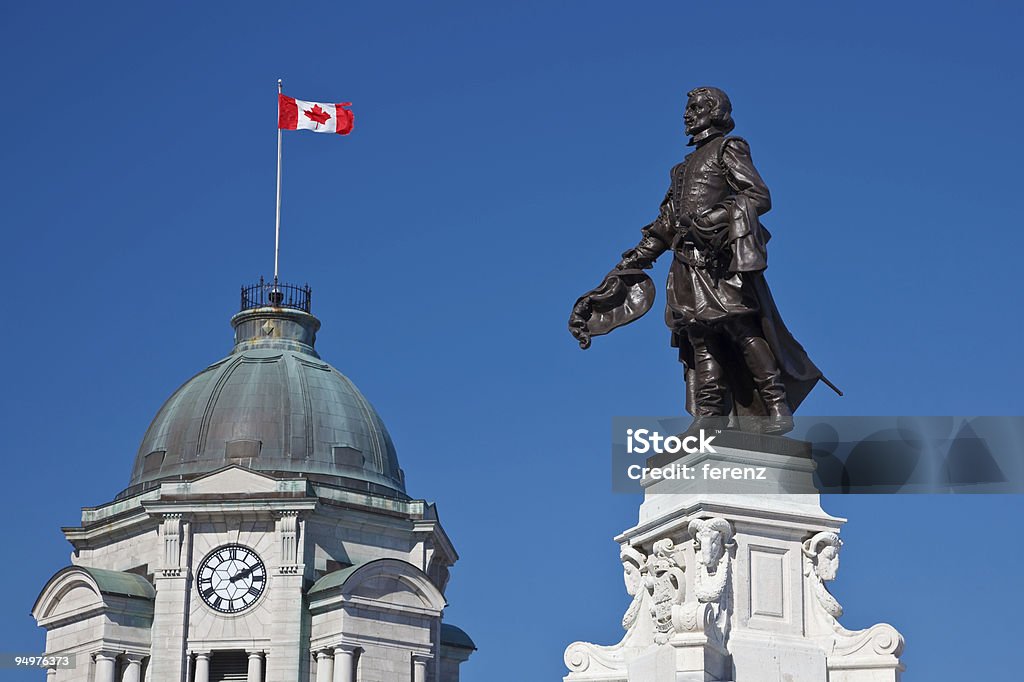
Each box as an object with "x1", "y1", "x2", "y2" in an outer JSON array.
[{"x1": 159, "y1": 466, "x2": 306, "y2": 497}]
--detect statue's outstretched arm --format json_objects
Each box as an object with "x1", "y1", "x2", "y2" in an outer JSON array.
[{"x1": 617, "y1": 191, "x2": 675, "y2": 270}]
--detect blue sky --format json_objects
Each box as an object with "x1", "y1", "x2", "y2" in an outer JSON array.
[{"x1": 2, "y1": 1, "x2": 1022, "y2": 679}]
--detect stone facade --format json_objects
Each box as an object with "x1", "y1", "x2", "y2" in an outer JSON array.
[{"x1": 34, "y1": 467, "x2": 474, "y2": 681}]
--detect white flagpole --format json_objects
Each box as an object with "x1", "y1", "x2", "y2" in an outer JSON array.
[{"x1": 274, "y1": 78, "x2": 283, "y2": 284}]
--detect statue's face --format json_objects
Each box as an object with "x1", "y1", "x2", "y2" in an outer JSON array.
[{"x1": 684, "y1": 94, "x2": 714, "y2": 137}]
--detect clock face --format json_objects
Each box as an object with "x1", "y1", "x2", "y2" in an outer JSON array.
[{"x1": 196, "y1": 544, "x2": 266, "y2": 614}]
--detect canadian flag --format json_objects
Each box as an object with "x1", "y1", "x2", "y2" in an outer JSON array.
[{"x1": 278, "y1": 94, "x2": 354, "y2": 135}]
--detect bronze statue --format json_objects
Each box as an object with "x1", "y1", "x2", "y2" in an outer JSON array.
[{"x1": 570, "y1": 87, "x2": 839, "y2": 434}]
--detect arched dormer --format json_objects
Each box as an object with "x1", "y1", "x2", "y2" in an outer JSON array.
[
  {"x1": 308, "y1": 558, "x2": 448, "y2": 681},
  {"x1": 32, "y1": 566, "x2": 154, "y2": 681}
]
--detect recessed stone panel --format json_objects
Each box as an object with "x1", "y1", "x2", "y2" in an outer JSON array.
[{"x1": 749, "y1": 544, "x2": 787, "y2": 620}]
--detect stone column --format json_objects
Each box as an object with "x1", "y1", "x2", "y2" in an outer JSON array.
[
  {"x1": 247, "y1": 652, "x2": 264, "y2": 682},
  {"x1": 412, "y1": 654, "x2": 430, "y2": 682},
  {"x1": 332, "y1": 647, "x2": 355, "y2": 682},
  {"x1": 316, "y1": 650, "x2": 334, "y2": 682},
  {"x1": 122, "y1": 655, "x2": 144, "y2": 682},
  {"x1": 193, "y1": 653, "x2": 210, "y2": 682},
  {"x1": 45, "y1": 667, "x2": 57, "y2": 681},
  {"x1": 94, "y1": 652, "x2": 118, "y2": 682}
]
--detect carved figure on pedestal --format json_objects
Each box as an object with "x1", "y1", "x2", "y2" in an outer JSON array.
[
  {"x1": 688, "y1": 518, "x2": 733, "y2": 604},
  {"x1": 803, "y1": 531, "x2": 843, "y2": 619},
  {"x1": 687, "y1": 517, "x2": 734, "y2": 641},
  {"x1": 802, "y1": 530, "x2": 905, "y2": 669}
]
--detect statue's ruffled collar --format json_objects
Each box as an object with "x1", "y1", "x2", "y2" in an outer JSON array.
[{"x1": 687, "y1": 126, "x2": 728, "y2": 147}]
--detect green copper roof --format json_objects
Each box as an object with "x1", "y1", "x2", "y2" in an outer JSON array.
[
  {"x1": 79, "y1": 567, "x2": 155, "y2": 600},
  {"x1": 308, "y1": 563, "x2": 361, "y2": 595},
  {"x1": 441, "y1": 623, "x2": 476, "y2": 650},
  {"x1": 122, "y1": 306, "x2": 405, "y2": 499}
]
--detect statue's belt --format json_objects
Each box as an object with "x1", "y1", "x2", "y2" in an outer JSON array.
[{"x1": 670, "y1": 228, "x2": 730, "y2": 269}]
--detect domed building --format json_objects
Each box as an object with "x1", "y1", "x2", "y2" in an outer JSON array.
[{"x1": 32, "y1": 283, "x2": 475, "y2": 682}]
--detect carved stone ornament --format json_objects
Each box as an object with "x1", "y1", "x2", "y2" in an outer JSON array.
[
  {"x1": 160, "y1": 513, "x2": 184, "y2": 577},
  {"x1": 277, "y1": 510, "x2": 300, "y2": 573},
  {"x1": 687, "y1": 517, "x2": 734, "y2": 603},
  {"x1": 802, "y1": 531, "x2": 843, "y2": 619},
  {"x1": 645, "y1": 539, "x2": 687, "y2": 641},
  {"x1": 620, "y1": 545, "x2": 647, "y2": 631},
  {"x1": 564, "y1": 521, "x2": 734, "y2": 676}
]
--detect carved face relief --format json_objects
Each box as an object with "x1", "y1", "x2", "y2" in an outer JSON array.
[
  {"x1": 818, "y1": 545, "x2": 840, "y2": 581},
  {"x1": 803, "y1": 532, "x2": 842, "y2": 582},
  {"x1": 684, "y1": 94, "x2": 714, "y2": 137},
  {"x1": 620, "y1": 545, "x2": 647, "y2": 597}
]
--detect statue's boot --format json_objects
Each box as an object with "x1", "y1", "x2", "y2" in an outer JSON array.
[
  {"x1": 729, "y1": 317, "x2": 793, "y2": 435},
  {"x1": 686, "y1": 327, "x2": 729, "y2": 434}
]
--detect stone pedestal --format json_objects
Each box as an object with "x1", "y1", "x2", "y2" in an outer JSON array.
[{"x1": 564, "y1": 432, "x2": 905, "y2": 682}]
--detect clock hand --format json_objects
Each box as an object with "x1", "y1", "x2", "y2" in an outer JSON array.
[{"x1": 229, "y1": 566, "x2": 255, "y2": 583}]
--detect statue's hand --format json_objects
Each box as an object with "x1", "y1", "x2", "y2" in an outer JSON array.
[
  {"x1": 617, "y1": 248, "x2": 646, "y2": 271},
  {"x1": 616, "y1": 254, "x2": 635, "y2": 270},
  {"x1": 568, "y1": 300, "x2": 593, "y2": 350},
  {"x1": 694, "y1": 207, "x2": 728, "y2": 228}
]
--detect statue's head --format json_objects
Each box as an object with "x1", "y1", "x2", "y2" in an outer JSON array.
[{"x1": 684, "y1": 86, "x2": 735, "y2": 139}]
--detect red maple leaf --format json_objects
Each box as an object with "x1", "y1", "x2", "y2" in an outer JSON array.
[{"x1": 303, "y1": 104, "x2": 332, "y2": 127}]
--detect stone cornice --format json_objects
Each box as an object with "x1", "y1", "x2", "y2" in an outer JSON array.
[
  {"x1": 142, "y1": 497, "x2": 318, "y2": 517},
  {"x1": 412, "y1": 519, "x2": 458, "y2": 566},
  {"x1": 616, "y1": 500, "x2": 844, "y2": 547}
]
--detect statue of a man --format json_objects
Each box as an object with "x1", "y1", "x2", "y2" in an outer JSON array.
[{"x1": 569, "y1": 87, "x2": 838, "y2": 433}]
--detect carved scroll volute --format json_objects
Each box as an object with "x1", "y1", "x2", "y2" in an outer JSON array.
[{"x1": 802, "y1": 531, "x2": 843, "y2": 619}]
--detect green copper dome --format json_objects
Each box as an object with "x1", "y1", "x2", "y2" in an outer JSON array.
[{"x1": 122, "y1": 296, "x2": 405, "y2": 499}]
